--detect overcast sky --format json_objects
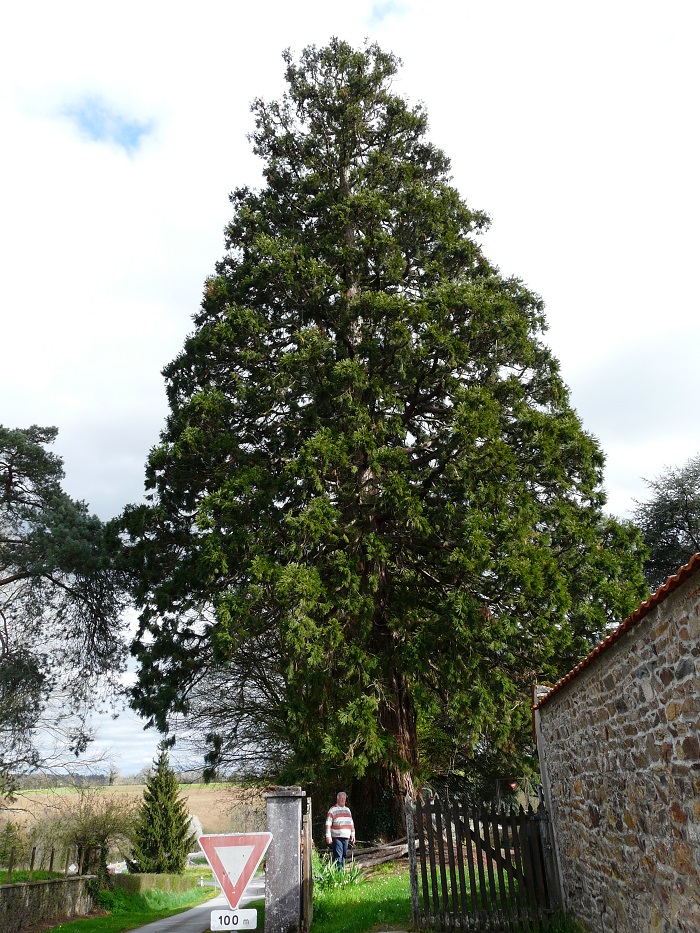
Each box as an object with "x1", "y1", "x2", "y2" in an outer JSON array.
[{"x1": 3, "y1": 1, "x2": 699, "y2": 775}]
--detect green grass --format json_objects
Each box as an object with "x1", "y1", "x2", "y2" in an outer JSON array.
[
  {"x1": 42, "y1": 884, "x2": 218, "y2": 933},
  {"x1": 312, "y1": 864, "x2": 412, "y2": 933},
  {"x1": 313, "y1": 851, "x2": 364, "y2": 890},
  {"x1": 310, "y1": 863, "x2": 585, "y2": 933},
  {"x1": 0, "y1": 869, "x2": 66, "y2": 884}
]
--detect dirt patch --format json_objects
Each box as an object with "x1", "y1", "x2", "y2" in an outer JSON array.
[{"x1": 12, "y1": 907, "x2": 109, "y2": 933}]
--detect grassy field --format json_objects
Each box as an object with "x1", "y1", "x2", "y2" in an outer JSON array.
[{"x1": 3, "y1": 784, "x2": 265, "y2": 836}]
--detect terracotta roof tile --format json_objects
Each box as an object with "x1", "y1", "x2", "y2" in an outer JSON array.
[{"x1": 534, "y1": 552, "x2": 700, "y2": 710}]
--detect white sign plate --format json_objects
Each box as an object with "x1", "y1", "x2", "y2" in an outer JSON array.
[{"x1": 210, "y1": 908, "x2": 258, "y2": 930}]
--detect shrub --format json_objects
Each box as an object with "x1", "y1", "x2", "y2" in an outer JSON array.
[{"x1": 313, "y1": 850, "x2": 364, "y2": 889}]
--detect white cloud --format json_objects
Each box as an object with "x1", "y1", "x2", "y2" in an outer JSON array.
[
  {"x1": 57, "y1": 94, "x2": 155, "y2": 153},
  {"x1": 368, "y1": 2, "x2": 410, "y2": 26}
]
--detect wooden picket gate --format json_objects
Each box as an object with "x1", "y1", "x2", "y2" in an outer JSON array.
[{"x1": 406, "y1": 794, "x2": 560, "y2": 931}]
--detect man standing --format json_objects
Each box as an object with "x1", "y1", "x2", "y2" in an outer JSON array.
[{"x1": 325, "y1": 791, "x2": 355, "y2": 868}]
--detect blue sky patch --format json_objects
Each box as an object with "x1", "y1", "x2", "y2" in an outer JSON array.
[
  {"x1": 368, "y1": 1, "x2": 408, "y2": 26},
  {"x1": 61, "y1": 95, "x2": 153, "y2": 154}
]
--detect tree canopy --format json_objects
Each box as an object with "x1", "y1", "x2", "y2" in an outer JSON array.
[
  {"x1": 123, "y1": 40, "x2": 648, "y2": 829},
  {"x1": 0, "y1": 424, "x2": 126, "y2": 794},
  {"x1": 634, "y1": 454, "x2": 700, "y2": 590}
]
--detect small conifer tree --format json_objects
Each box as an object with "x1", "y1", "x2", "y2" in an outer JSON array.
[{"x1": 127, "y1": 746, "x2": 196, "y2": 874}]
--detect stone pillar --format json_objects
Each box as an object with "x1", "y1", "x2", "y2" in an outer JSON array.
[{"x1": 264, "y1": 786, "x2": 305, "y2": 933}]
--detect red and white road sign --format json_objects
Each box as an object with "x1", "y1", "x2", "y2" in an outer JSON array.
[{"x1": 198, "y1": 832, "x2": 272, "y2": 910}]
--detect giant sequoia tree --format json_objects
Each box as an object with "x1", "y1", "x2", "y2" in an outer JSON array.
[{"x1": 124, "y1": 40, "x2": 647, "y2": 830}]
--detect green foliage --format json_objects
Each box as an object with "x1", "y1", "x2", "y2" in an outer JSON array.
[
  {"x1": 123, "y1": 40, "x2": 648, "y2": 828},
  {"x1": 634, "y1": 453, "x2": 700, "y2": 589},
  {"x1": 96, "y1": 886, "x2": 138, "y2": 914},
  {"x1": 29, "y1": 786, "x2": 136, "y2": 884},
  {"x1": 0, "y1": 820, "x2": 28, "y2": 864},
  {"x1": 313, "y1": 848, "x2": 364, "y2": 889},
  {"x1": 45, "y1": 884, "x2": 215, "y2": 933},
  {"x1": 112, "y1": 870, "x2": 199, "y2": 894},
  {"x1": 0, "y1": 425, "x2": 127, "y2": 791},
  {"x1": 127, "y1": 747, "x2": 196, "y2": 874},
  {"x1": 96, "y1": 884, "x2": 204, "y2": 914}
]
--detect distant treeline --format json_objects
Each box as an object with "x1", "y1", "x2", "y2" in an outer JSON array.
[{"x1": 9, "y1": 768, "x2": 231, "y2": 791}]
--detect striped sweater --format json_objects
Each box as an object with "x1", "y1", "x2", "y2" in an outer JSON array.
[{"x1": 325, "y1": 805, "x2": 355, "y2": 842}]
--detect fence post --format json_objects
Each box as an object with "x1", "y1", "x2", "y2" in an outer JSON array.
[
  {"x1": 536, "y1": 802, "x2": 561, "y2": 911},
  {"x1": 264, "y1": 785, "x2": 305, "y2": 933},
  {"x1": 405, "y1": 794, "x2": 421, "y2": 928},
  {"x1": 300, "y1": 798, "x2": 313, "y2": 933},
  {"x1": 534, "y1": 684, "x2": 565, "y2": 908}
]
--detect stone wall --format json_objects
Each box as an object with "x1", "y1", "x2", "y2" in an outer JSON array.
[
  {"x1": 535, "y1": 564, "x2": 700, "y2": 933},
  {"x1": 0, "y1": 876, "x2": 95, "y2": 933}
]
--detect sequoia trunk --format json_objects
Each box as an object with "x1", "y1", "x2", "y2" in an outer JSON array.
[{"x1": 351, "y1": 668, "x2": 419, "y2": 840}]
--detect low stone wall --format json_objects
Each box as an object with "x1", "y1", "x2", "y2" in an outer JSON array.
[
  {"x1": 0, "y1": 876, "x2": 95, "y2": 933},
  {"x1": 535, "y1": 563, "x2": 700, "y2": 932}
]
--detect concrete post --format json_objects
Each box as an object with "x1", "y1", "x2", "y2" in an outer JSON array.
[{"x1": 264, "y1": 786, "x2": 305, "y2": 933}]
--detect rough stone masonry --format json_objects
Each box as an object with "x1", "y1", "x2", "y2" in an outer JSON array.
[{"x1": 534, "y1": 555, "x2": 700, "y2": 933}]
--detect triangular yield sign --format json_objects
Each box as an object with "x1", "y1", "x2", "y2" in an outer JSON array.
[{"x1": 198, "y1": 832, "x2": 272, "y2": 909}]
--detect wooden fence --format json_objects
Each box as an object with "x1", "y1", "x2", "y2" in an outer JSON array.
[
  {"x1": 406, "y1": 795, "x2": 560, "y2": 931},
  {"x1": 1, "y1": 845, "x2": 102, "y2": 883}
]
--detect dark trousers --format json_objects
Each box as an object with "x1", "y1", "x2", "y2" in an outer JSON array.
[{"x1": 331, "y1": 836, "x2": 349, "y2": 868}]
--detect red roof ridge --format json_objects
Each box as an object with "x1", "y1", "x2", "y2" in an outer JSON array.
[{"x1": 534, "y1": 551, "x2": 700, "y2": 709}]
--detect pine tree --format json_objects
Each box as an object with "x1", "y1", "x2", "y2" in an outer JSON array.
[
  {"x1": 0, "y1": 424, "x2": 126, "y2": 793},
  {"x1": 124, "y1": 40, "x2": 648, "y2": 831},
  {"x1": 127, "y1": 747, "x2": 196, "y2": 874}
]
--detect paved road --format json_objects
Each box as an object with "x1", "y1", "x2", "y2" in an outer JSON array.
[{"x1": 126, "y1": 876, "x2": 265, "y2": 933}]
